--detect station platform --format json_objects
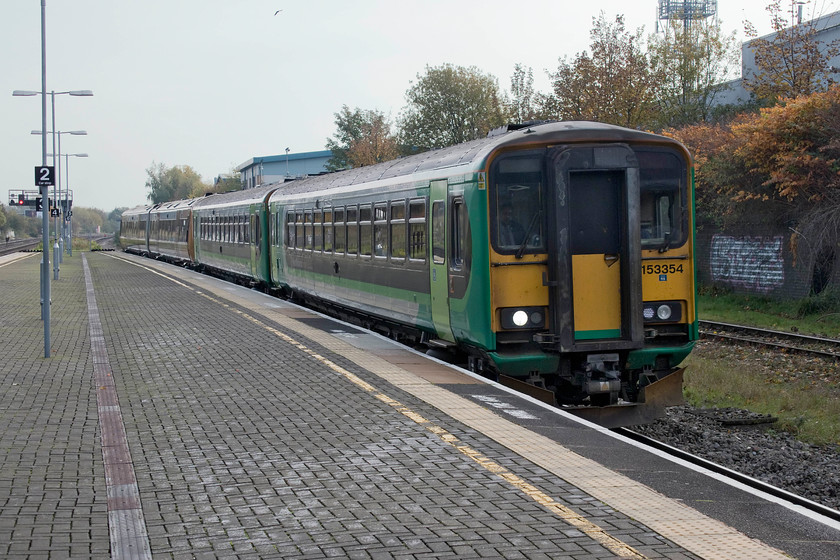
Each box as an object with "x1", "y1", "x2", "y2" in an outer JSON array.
[{"x1": 1, "y1": 249, "x2": 839, "y2": 559}]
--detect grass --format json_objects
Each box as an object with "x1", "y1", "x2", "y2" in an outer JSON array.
[
  {"x1": 33, "y1": 237, "x2": 103, "y2": 252},
  {"x1": 685, "y1": 287, "x2": 840, "y2": 446},
  {"x1": 698, "y1": 286, "x2": 840, "y2": 338}
]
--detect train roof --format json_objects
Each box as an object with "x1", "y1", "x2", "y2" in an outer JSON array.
[
  {"x1": 120, "y1": 204, "x2": 153, "y2": 219},
  {"x1": 191, "y1": 183, "x2": 281, "y2": 211},
  {"x1": 268, "y1": 121, "x2": 688, "y2": 201}
]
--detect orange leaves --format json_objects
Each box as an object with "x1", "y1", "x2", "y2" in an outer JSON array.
[{"x1": 732, "y1": 86, "x2": 840, "y2": 201}]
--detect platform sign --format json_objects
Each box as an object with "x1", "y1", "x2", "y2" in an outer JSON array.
[{"x1": 35, "y1": 166, "x2": 55, "y2": 187}]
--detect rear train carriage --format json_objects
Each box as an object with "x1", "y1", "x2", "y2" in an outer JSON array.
[
  {"x1": 148, "y1": 198, "x2": 199, "y2": 263},
  {"x1": 192, "y1": 184, "x2": 280, "y2": 284},
  {"x1": 119, "y1": 204, "x2": 153, "y2": 254},
  {"x1": 267, "y1": 121, "x2": 697, "y2": 422}
]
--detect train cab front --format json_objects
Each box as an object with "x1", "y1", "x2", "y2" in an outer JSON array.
[{"x1": 485, "y1": 137, "x2": 696, "y2": 425}]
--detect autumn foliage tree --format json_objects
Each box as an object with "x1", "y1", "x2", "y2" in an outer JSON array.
[
  {"x1": 670, "y1": 85, "x2": 840, "y2": 263},
  {"x1": 648, "y1": 16, "x2": 739, "y2": 127},
  {"x1": 743, "y1": 0, "x2": 840, "y2": 102},
  {"x1": 325, "y1": 106, "x2": 399, "y2": 171},
  {"x1": 733, "y1": 86, "x2": 840, "y2": 249},
  {"x1": 145, "y1": 163, "x2": 208, "y2": 204},
  {"x1": 399, "y1": 64, "x2": 507, "y2": 150},
  {"x1": 545, "y1": 14, "x2": 656, "y2": 128}
]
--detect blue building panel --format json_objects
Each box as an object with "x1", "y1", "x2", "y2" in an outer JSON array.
[{"x1": 237, "y1": 150, "x2": 333, "y2": 189}]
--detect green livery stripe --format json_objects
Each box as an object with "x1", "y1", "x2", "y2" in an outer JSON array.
[{"x1": 574, "y1": 329, "x2": 621, "y2": 340}]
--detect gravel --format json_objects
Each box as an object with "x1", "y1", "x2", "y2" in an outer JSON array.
[{"x1": 633, "y1": 405, "x2": 840, "y2": 510}]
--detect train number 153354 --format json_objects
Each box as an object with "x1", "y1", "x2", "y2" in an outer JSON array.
[{"x1": 642, "y1": 263, "x2": 684, "y2": 275}]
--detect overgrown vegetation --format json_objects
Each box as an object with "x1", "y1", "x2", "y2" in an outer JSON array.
[{"x1": 687, "y1": 287, "x2": 840, "y2": 445}]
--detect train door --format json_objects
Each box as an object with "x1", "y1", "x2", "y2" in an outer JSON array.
[
  {"x1": 546, "y1": 145, "x2": 643, "y2": 352},
  {"x1": 430, "y1": 180, "x2": 455, "y2": 342}
]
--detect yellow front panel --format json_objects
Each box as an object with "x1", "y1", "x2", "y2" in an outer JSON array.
[
  {"x1": 489, "y1": 256, "x2": 548, "y2": 331},
  {"x1": 572, "y1": 254, "x2": 621, "y2": 338},
  {"x1": 641, "y1": 249, "x2": 696, "y2": 323}
]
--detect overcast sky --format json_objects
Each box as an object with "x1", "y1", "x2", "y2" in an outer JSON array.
[{"x1": 2, "y1": 0, "x2": 836, "y2": 212}]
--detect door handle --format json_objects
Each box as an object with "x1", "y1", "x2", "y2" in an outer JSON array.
[{"x1": 604, "y1": 254, "x2": 619, "y2": 267}]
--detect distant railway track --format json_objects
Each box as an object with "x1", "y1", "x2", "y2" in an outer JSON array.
[
  {"x1": 698, "y1": 320, "x2": 840, "y2": 360},
  {"x1": 613, "y1": 425, "x2": 840, "y2": 523},
  {"x1": 0, "y1": 238, "x2": 40, "y2": 257}
]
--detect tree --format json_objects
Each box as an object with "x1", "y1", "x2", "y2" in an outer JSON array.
[
  {"x1": 733, "y1": 86, "x2": 840, "y2": 264},
  {"x1": 71, "y1": 207, "x2": 105, "y2": 235},
  {"x1": 544, "y1": 14, "x2": 656, "y2": 129},
  {"x1": 744, "y1": 0, "x2": 840, "y2": 102},
  {"x1": 213, "y1": 173, "x2": 242, "y2": 193},
  {"x1": 145, "y1": 163, "x2": 208, "y2": 204},
  {"x1": 398, "y1": 64, "x2": 506, "y2": 150},
  {"x1": 508, "y1": 63, "x2": 538, "y2": 123},
  {"x1": 325, "y1": 106, "x2": 399, "y2": 170},
  {"x1": 648, "y1": 16, "x2": 739, "y2": 127}
]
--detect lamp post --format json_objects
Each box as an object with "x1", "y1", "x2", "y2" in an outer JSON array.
[
  {"x1": 13, "y1": 90, "x2": 93, "y2": 175},
  {"x1": 48, "y1": 153, "x2": 88, "y2": 256},
  {"x1": 13, "y1": 87, "x2": 93, "y2": 357},
  {"x1": 31, "y1": 130, "x2": 86, "y2": 277}
]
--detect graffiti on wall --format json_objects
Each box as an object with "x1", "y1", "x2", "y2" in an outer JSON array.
[{"x1": 710, "y1": 235, "x2": 785, "y2": 293}]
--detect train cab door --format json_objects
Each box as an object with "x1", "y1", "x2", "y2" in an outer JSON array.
[
  {"x1": 430, "y1": 180, "x2": 456, "y2": 343},
  {"x1": 546, "y1": 145, "x2": 643, "y2": 352}
]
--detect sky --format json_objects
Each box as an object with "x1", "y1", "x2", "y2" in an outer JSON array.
[{"x1": 2, "y1": 0, "x2": 837, "y2": 212}]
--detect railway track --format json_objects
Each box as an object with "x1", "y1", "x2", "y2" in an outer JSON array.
[
  {"x1": 613, "y1": 425, "x2": 840, "y2": 524},
  {"x1": 699, "y1": 319, "x2": 840, "y2": 360},
  {"x1": 0, "y1": 238, "x2": 40, "y2": 257}
]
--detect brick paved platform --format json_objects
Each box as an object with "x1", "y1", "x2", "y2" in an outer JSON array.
[{"x1": 0, "y1": 250, "x2": 832, "y2": 559}]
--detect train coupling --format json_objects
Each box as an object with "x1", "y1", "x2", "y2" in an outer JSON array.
[{"x1": 566, "y1": 367, "x2": 685, "y2": 428}]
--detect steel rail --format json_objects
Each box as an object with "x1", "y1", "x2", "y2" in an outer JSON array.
[
  {"x1": 699, "y1": 320, "x2": 840, "y2": 360},
  {"x1": 614, "y1": 426, "x2": 840, "y2": 523}
]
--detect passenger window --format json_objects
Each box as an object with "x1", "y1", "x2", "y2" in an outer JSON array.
[
  {"x1": 359, "y1": 204, "x2": 372, "y2": 257},
  {"x1": 390, "y1": 201, "x2": 406, "y2": 261},
  {"x1": 409, "y1": 199, "x2": 426, "y2": 262},
  {"x1": 346, "y1": 206, "x2": 359, "y2": 255},
  {"x1": 324, "y1": 209, "x2": 333, "y2": 252},
  {"x1": 334, "y1": 207, "x2": 346, "y2": 254},
  {"x1": 374, "y1": 203, "x2": 388, "y2": 258}
]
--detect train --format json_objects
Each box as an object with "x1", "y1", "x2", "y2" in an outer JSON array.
[{"x1": 120, "y1": 121, "x2": 698, "y2": 427}]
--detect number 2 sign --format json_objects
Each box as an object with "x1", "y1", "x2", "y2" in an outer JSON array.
[{"x1": 35, "y1": 166, "x2": 55, "y2": 187}]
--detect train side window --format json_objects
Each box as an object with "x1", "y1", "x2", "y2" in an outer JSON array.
[
  {"x1": 334, "y1": 207, "x2": 346, "y2": 254},
  {"x1": 346, "y1": 206, "x2": 359, "y2": 255},
  {"x1": 359, "y1": 204, "x2": 372, "y2": 257},
  {"x1": 295, "y1": 211, "x2": 304, "y2": 249},
  {"x1": 305, "y1": 210, "x2": 314, "y2": 250},
  {"x1": 324, "y1": 209, "x2": 333, "y2": 252},
  {"x1": 286, "y1": 211, "x2": 296, "y2": 248},
  {"x1": 409, "y1": 199, "x2": 426, "y2": 262},
  {"x1": 314, "y1": 209, "x2": 323, "y2": 252},
  {"x1": 374, "y1": 203, "x2": 388, "y2": 258},
  {"x1": 390, "y1": 201, "x2": 406, "y2": 261},
  {"x1": 432, "y1": 200, "x2": 445, "y2": 264}
]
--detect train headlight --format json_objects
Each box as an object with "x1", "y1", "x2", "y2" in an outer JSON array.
[
  {"x1": 642, "y1": 301, "x2": 681, "y2": 323},
  {"x1": 501, "y1": 307, "x2": 547, "y2": 330},
  {"x1": 512, "y1": 310, "x2": 529, "y2": 327}
]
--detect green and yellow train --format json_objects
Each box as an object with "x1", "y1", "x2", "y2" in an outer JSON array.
[{"x1": 120, "y1": 121, "x2": 698, "y2": 426}]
